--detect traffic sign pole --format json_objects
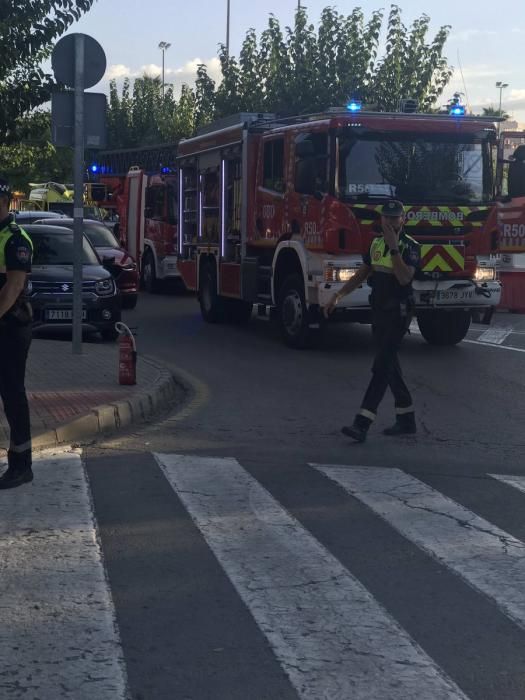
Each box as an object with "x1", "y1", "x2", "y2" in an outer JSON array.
[{"x1": 73, "y1": 34, "x2": 85, "y2": 355}]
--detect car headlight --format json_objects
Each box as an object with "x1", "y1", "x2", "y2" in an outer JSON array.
[
  {"x1": 95, "y1": 278, "x2": 115, "y2": 296},
  {"x1": 473, "y1": 267, "x2": 496, "y2": 282},
  {"x1": 324, "y1": 266, "x2": 358, "y2": 283}
]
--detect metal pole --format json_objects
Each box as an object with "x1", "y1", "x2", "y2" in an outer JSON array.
[
  {"x1": 226, "y1": 0, "x2": 230, "y2": 57},
  {"x1": 73, "y1": 34, "x2": 85, "y2": 355},
  {"x1": 162, "y1": 47, "x2": 165, "y2": 99}
]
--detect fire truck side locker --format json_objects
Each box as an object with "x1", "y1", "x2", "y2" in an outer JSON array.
[{"x1": 124, "y1": 168, "x2": 146, "y2": 268}]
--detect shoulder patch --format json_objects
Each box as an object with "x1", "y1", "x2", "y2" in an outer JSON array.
[{"x1": 16, "y1": 246, "x2": 31, "y2": 263}]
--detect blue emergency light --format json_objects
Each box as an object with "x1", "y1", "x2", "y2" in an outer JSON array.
[
  {"x1": 449, "y1": 104, "x2": 466, "y2": 117},
  {"x1": 346, "y1": 100, "x2": 362, "y2": 113},
  {"x1": 90, "y1": 163, "x2": 99, "y2": 173}
]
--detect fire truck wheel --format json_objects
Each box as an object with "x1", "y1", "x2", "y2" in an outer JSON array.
[
  {"x1": 278, "y1": 274, "x2": 312, "y2": 348},
  {"x1": 227, "y1": 299, "x2": 253, "y2": 324},
  {"x1": 416, "y1": 309, "x2": 471, "y2": 346},
  {"x1": 141, "y1": 249, "x2": 160, "y2": 294},
  {"x1": 199, "y1": 263, "x2": 225, "y2": 323}
]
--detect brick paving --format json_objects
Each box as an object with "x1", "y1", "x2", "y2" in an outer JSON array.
[{"x1": 0, "y1": 338, "x2": 165, "y2": 447}]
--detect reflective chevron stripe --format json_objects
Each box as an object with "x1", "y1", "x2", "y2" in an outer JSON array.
[{"x1": 420, "y1": 244, "x2": 465, "y2": 272}]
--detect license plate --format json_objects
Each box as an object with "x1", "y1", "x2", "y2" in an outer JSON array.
[
  {"x1": 436, "y1": 290, "x2": 474, "y2": 301},
  {"x1": 46, "y1": 309, "x2": 87, "y2": 320}
]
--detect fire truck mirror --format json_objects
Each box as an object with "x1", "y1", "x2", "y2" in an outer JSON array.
[{"x1": 508, "y1": 158, "x2": 525, "y2": 198}]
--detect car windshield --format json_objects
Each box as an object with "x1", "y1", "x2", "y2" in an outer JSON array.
[
  {"x1": 30, "y1": 230, "x2": 99, "y2": 265},
  {"x1": 84, "y1": 222, "x2": 119, "y2": 247},
  {"x1": 337, "y1": 131, "x2": 492, "y2": 204}
]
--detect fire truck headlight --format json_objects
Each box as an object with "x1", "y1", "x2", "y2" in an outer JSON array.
[
  {"x1": 474, "y1": 267, "x2": 496, "y2": 282},
  {"x1": 337, "y1": 268, "x2": 355, "y2": 282},
  {"x1": 324, "y1": 266, "x2": 358, "y2": 283}
]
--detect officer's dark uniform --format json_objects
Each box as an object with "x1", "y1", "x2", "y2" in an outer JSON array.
[
  {"x1": 343, "y1": 201, "x2": 420, "y2": 442},
  {"x1": 0, "y1": 196, "x2": 34, "y2": 489}
]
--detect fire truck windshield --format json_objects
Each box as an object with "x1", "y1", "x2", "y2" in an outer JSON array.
[{"x1": 337, "y1": 131, "x2": 492, "y2": 205}]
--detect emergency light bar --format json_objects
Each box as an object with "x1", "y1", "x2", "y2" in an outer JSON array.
[
  {"x1": 449, "y1": 105, "x2": 466, "y2": 117},
  {"x1": 346, "y1": 100, "x2": 362, "y2": 113}
]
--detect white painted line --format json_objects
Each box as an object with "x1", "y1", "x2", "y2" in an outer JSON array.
[
  {"x1": 313, "y1": 464, "x2": 525, "y2": 631},
  {"x1": 462, "y1": 339, "x2": 525, "y2": 353},
  {"x1": 0, "y1": 451, "x2": 127, "y2": 700},
  {"x1": 490, "y1": 474, "x2": 525, "y2": 495},
  {"x1": 477, "y1": 327, "x2": 513, "y2": 344},
  {"x1": 156, "y1": 453, "x2": 467, "y2": 700}
]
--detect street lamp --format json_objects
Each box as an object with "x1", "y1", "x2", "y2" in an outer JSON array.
[
  {"x1": 158, "y1": 41, "x2": 171, "y2": 99},
  {"x1": 226, "y1": 0, "x2": 230, "y2": 58},
  {"x1": 496, "y1": 81, "x2": 509, "y2": 116}
]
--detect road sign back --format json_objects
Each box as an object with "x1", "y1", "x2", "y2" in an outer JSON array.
[{"x1": 52, "y1": 33, "x2": 106, "y2": 89}]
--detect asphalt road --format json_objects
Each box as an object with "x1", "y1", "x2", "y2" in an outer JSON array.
[{"x1": 28, "y1": 291, "x2": 525, "y2": 699}]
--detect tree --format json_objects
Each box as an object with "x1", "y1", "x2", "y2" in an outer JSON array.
[
  {"x1": 482, "y1": 106, "x2": 510, "y2": 120},
  {"x1": 209, "y1": 4, "x2": 452, "y2": 117},
  {"x1": 0, "y1": 111, "x2": 72, "y2": 191},
  {"x1": 0, "y1": 1, "x2": 97, "y2": 139}
]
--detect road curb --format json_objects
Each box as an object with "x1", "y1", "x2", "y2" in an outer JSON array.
[{"x1": 31, "y1": 355, "x2": 190, "y2": 451}]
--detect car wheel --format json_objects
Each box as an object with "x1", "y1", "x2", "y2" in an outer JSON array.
[
  {"x1": 101, "y1": 327, "x2": 119, "y2": 342},
  {"x1": 122, "y1": 294, "x2": 138, "y2": 310},
  {"x1": 141, "y1": 249, "x2": 160, "y2": 293}
]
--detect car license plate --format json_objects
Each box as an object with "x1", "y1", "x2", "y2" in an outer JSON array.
[
  {"x1": 436, "y1": 290, "x2": 474, "y2": 301},
  {"x1": 46, "y1": 309, "x2": 87, "y2": 320}
]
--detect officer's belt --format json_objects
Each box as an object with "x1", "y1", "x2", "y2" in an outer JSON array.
[{"x1": 372, "y1": 265, "x2": 396, "y2": 274}]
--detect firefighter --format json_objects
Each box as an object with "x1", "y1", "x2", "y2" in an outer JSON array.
[
  {"x1": 0, "y1": 178, "x2": 34, "y2": 488},
  {"x1": 324, "y1": 200, "x2": 420, "y2": 442}
]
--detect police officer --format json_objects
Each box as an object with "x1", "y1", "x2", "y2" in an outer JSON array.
[
  {"x1": 324, "y1": 199, "x2": 420, "y2": 442},
  {"x1": 0, "y1": 179, "x2": 34, "y2": 488}
]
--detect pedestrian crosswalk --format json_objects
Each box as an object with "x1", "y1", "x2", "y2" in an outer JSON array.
[{"x1": 2, "y1": 450, "x2": 525, "y2": 699}]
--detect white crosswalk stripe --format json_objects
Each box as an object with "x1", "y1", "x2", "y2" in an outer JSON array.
[
  {"x1": 313, "y1": 464, "x2": 525, "y2": 631},
  {"x1": 490, "y1": 473, "x2": 525, "y2": 494},
  {"x1": 155, "y1": 453, "x2": 468, "y2": 700},
  {"x1": 0, "y1": 450, "x2": 127, "y2": 700}
]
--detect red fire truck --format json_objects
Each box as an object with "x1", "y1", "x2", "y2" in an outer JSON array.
[
  {"x1": 173, "y1": 108, "x2": 525, "y2": 347},
  {"x1": 98, "y1": 144, "x2": 180, "y2": 292}
]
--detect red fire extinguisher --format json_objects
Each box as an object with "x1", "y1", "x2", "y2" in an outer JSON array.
[{"x1": 115, "y1": 322, "x2": 137, "y2": 385}]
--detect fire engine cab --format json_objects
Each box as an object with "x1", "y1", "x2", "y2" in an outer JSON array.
[{"x1": 175, "y1": 107, "x2": 524, "y2": 347}]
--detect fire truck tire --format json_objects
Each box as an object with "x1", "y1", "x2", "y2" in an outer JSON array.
[
  {"x1": 227, "y1": 299, "x2": 253, "y2": 324},
  {"x1": 417, "y1": 309, "x2": 471, "y2": 346},
  {"x1": 199, "y1": 263, "x2": 226, "y2": 323},
  {"x1": 278, "y1": 274, "x2": 312, "y2": 348},
  {"x1": 141, "y1": 249, "x2": 161, "y2": 294}
]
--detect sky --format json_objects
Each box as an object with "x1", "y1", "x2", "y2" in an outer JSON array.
[{"x1": 67, "y1": 0, "x2": 525, "y2": 125}]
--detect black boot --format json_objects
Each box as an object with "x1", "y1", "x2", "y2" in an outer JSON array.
[
  {"x1": 342, "y1": 414, "x2": 372, "y2": 443},
  {"x1": 0, "y1": 450, "x2": 33, "y2": 490},
  {"x1": 383, "y1": 412, "x2": 417, "y2": 436}
]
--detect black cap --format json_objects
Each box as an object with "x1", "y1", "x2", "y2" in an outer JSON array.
[
  {"x1": 0, "y1": 178, "x2": 11, "y2": 197},
  {"x1": 381, "y1": 200, "x2": 405, "y2": 217}
]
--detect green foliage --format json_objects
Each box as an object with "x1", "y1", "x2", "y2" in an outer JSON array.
[
  {"x1": 210, "y1": 4, "x2": 452, "y2": 117},
  {"x1": 106, "y1": 4, "x2": 453, "y2": 148},
  {"x1": 482, "y1": 106, "x2": 509, "y2": 120},
  {"x1": 0, "y1": 1, "x2": 97, "y2": 139},
  {"x1": 0, "y1": 111, "x2": 72, "y2": 191}
]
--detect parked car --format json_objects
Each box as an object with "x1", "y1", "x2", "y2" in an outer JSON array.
[
  {"x1": 35, "y1": 218, "x2": 138, "y2": 309},
  {"x1": 24, "y1": 224, "x2": 121, "y2": 341},
  {"x1": 12, "y1": 210, "x2": 68, "y2": 225}
]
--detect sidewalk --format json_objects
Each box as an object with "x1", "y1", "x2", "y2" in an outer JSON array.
[{"x1": 0, "y1": 338, "x2": 185, "y2": 451}]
